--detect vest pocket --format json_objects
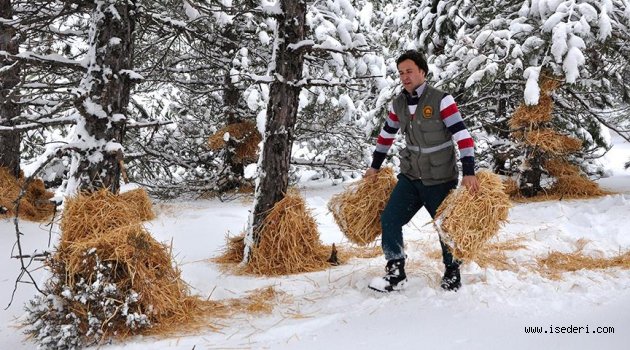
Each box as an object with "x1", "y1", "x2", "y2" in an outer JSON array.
[
  {"x1": 399, "y1": 148, "x2": 412, "y2": 175},
  {"x1": 428, "y1": 148, "x2": 456, "y2": 180}
]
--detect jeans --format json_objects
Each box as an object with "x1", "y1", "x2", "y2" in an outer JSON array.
[{"x1": 381, "y1": 173, "x2": 459, "y2": 268}]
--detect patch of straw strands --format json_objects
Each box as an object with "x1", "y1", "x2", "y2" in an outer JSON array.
[
  {"x1": 502, "y1": 177, "x2": 521, "y2": 199},
  {"x1": 327, "y1": 167, "x2": 397, "y2": 246},
  {"x1": 51, "y1": 189, "x2": 217, "y2": 341},
  {"x1": 59, "y1": 189, "x2": 155, "y2": 246},
  {"x1": 435, "y1": 171, "x2": 512, "y2": 262},
  {"x1": 524, "y1": 128, "x2": 583, "y2": 154},
  {"x1": 544, "y1": 158, "x2": 581, "y2": 177},
  {"x1": 245, "y1": 189, "x2": 331, "y2": 275},
  {"x1": 509, "y1": 94, "x2": 553, "y2": 130},
  {"x1": 215, "y1": 234, "x2": 246, "y2": 264},
  {"x1": 427, "y1": 238, "x2": 527, "y2": 271},
  {"x1": 537, "y1": 241, "x2": 630, "y2": 279},
  {"x1": 0, "y1": 167, "x2": 55, "y2": 221},
  {"x1": 207, "y1": 121, "x2": 261, "y2": 163},
  {"x1": 549, "y1": 175, "x2": 608, "y2": 199}
]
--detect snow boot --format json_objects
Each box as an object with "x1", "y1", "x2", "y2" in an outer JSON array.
[
  {"x1": 440, "y1": 265, "x2": 461, "y2": 291},
  {"x1": 368, "y1": 258, "x2": 407, "y2": 292}
]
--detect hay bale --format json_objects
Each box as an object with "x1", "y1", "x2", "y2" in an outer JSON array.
[
  {"x1": 207, "y1": 121, "x2": 261, "y2": 163},
  {"x1": 246, "y1": 189, "x2": 330, "y2": 275},
  {"x1": 434, "y1": 171, "x2": 512, "y2": 262},
  {"x1": 0, "y1": 167, "x2": 55, "y2": 222},
  {"x1": 327, "y1": 167, "x2": 397, "y2": 246}
]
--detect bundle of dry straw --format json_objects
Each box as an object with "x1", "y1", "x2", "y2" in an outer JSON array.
[
  {"x1": 327, "y1": 167, "x2": 397, "y2": 246},
  {"x1": 524, "y1": 128, "x2": 583, "y2": 154},
  {"x1": 434, "y1": 171, "x2": 512, "y2": 262},
  {"x1": 207, "y1": 121, "x2": 261, "y2": 163},
  {"x1": 245, "y1": 189, "x2": 331, "y2": 275},
  {"x1": 51, "y1": 189, "x2": 212, "y2": 339},
  {"x1": 0, "y1": 167, "x2": 55, "y2": 221}
]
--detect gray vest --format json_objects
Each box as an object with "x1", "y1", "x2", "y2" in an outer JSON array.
[{"x1": 393, "y1": 85, "x2": 458, "y2": 185}]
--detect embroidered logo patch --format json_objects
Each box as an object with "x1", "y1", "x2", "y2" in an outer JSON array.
[{"x1": 423, "y1": 106, "x2": 433, "y2": 118}]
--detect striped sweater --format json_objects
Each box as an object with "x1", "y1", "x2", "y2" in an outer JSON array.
[{"x1": 371, "y1": 83, "x2": 475, "y2": 176}]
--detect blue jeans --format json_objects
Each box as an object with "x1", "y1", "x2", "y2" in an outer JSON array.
[{"x1": 381, "y1": 174, "x2": 459, "y2": 268}]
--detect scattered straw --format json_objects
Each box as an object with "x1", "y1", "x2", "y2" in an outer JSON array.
[
  {"x1": 327, "y1": 167, "x2": 397, "y2": 246},
  {"x1": 524, "y1": 128, "x2": 583, "y2": 154},
  {"x1": 225, "y1": 286, "x2": 286, "y2": 315},
  {"x1": 538, "y1": 242, "x2": 630, "y2": 279},
  {"x1": 428, "y1": 238, "x2": 527, "y2": 271},
  {"x1": 207, "y1": 121, "x2": 261, "y2": 163},
  {"x1": 245, "y1": 189, "x2": 330, "y2": 275},
  {"x1": 435, "y1": 171, "x2": 512, "y2": 262},
  {"x1": 474, "y1": 238, "x2": 528, "y2": 271},
  {"x1": 337, "y1": 245, "x2": 382, "y2": 260},
  {"x1": 0, "y1": 167, "x2": 55, "y2": 221}
]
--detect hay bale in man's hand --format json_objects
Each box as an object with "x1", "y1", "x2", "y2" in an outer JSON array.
[
  {"x1": 327, "y1": 167, "x2": 397, "y2": 246},
  {"x1": 435, "y1": 170, "x2": 512, "y2": 262}
]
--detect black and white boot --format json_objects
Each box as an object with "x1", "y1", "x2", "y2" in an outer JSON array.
[
  {"x1": 440, "y1": 265, "x2": 461, "y2": 291},
  {"x1": 368, "y1": 258, "x2": 407, "y2": 292}
]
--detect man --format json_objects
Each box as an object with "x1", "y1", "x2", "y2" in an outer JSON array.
[{"x1": 366, "y1": 50, "x2": 479, "y2": 293}]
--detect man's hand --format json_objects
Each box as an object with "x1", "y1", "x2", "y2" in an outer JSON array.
[
  {"x1": 461, "y1": 175, "x2": 479, "y2": 194},
  {"x1": 364, "y1": 167, "x2": 379, "y2": 180}
]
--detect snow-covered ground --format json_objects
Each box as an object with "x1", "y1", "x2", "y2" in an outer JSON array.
[{"x1": 2, "y1": 135, "x2": 629, "y2": 350}]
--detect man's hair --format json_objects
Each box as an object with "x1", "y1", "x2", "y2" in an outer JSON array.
[{"x1": 396, "y1": 50, "x2": 429, "y2": 74}]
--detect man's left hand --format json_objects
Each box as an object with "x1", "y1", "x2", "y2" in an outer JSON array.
[{"x1": 462, "y1": 175, "x2": 479, "y2": 194}]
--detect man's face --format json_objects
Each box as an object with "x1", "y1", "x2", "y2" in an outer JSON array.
[{"x1": 398, "y1": 59, "x2": 426, "y2": 93}]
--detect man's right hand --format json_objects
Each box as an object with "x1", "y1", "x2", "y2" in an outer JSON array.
[{"x1": 364, "y1": 167, "x2": 379, "y2": 180}]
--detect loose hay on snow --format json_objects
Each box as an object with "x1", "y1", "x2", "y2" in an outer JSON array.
[
  {"x1": 327, "y1": 167, "x2": 397, "y2": 246},
  {"x1": 245, "y1": 189, "x2": 330, "y2": 275},
  {"x1": 0, "y1": 167, "x2": 55, "y2": 221},
  {"x1": 537, "y1": 244, "x2": 630, "y2": 279},
  {"x1": 207, "y1": 121, "x2": 261, "y2": 163},
  {"x1": 434, "y1": 171, "x2": 512, "y2": 263}
]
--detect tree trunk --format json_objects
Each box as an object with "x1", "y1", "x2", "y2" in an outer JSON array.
[
  {"x1": 520, "y1": 148, "x2": 545, "y2": 197},
  {"x1": 217, "y1": 25, "x2": 245, "y2": 192},
  {"x1": 245, "y1": 0, "x2": 306, "y2": 257},
  {"x1": 0, "y1": 0, "x2": 21, "y2": 178},
  {"x1": 69, "y1": 0, "x2": 135, "y2": 194}
]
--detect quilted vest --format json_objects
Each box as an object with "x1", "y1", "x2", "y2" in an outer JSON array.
[{"x1": 392, "y1": 85, "x2": 458, "y2": 185}]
